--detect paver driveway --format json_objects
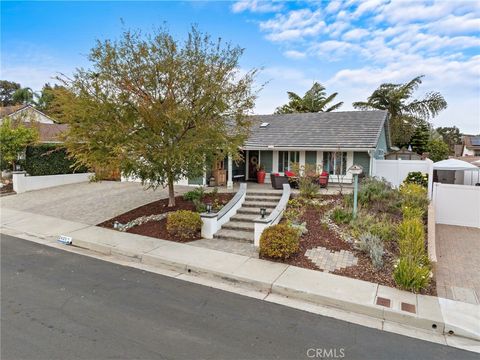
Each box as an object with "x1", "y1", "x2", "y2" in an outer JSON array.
[
  {"x1": 435, "y1": 224, "x2": 480, "y2": 304},
  {"x1": 0, "y1": 181, "x2": 191, "y2": 225}
]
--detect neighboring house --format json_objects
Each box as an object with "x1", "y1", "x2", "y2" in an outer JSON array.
[
  {"x1": 459, "y1": 135, "x2": 480, "y2": 157},
  {"x1": 385, "y1": 148, "x2": 422, "y2": 160},
  {"x1": 0, "y1": 104, "x2": 67, "y2": 143},
  {"x1": 177, "y1": 110, "x2": 391, "y2": 186}
]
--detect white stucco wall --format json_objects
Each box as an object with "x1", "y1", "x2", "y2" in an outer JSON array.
[{"x1": 13, "y1": 172, "x2": 94, "y2": 193}]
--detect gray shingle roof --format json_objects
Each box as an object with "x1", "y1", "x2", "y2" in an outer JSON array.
[{"x1": 244, "y1": 110, "x2": 388, "y2": 149}]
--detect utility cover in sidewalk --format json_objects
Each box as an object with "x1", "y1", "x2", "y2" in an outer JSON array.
[{"x1": 305, "y1": 247, "x2": 358, "y2": 273}]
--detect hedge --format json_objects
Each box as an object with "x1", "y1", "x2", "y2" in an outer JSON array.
[{"x1": 23, "y1": 144, "x2": 88, "y2": 176}]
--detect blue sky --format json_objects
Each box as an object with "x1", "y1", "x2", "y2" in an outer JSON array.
[{"x1": 2, "y1": 1, "x2": 479, "y2": 133}]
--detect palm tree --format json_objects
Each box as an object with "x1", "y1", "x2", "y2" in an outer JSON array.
[
  {"x1": 275, "y1": 82, "x2": 343, "y2": 114},
  {"x1": 353, "y1": 75, "x2": 447, "y2": 147}
]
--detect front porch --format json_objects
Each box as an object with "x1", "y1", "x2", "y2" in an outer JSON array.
[{"x1": 222, "y1": 181, "x2": 353, "y2": 195}]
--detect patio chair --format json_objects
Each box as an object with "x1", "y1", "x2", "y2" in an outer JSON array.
[{"x1": 270, "y1": 173, "x2": 289, "y2": 189}]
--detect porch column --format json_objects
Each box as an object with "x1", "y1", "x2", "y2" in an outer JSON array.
[{"x1": 227, "y1": 154, "x2": 233, "y2": 189}]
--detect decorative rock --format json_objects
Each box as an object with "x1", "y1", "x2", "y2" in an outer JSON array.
[{"x1": 116, "y1": 213, "x2": 168, "y2": 232}]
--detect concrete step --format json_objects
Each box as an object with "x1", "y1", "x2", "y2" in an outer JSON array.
[
  {"x1": 246, "y1": 191, "x2": 282, "y2": 197},
  {"x1": 242, "y1": 201, "x2": 277, "y2": 209},
  {"x1": 230, "y1": 213, "x2": 259, "y2": 222},
  {"x1": 222, "y1": 221, "x2": 255, "y2": 231},
  {"x1": 213, "y1": 229, "x2": 254, "y2": 243},
  {"x1": 245, "y1": 196, "x2": 280, "y2": 203},
  {"x1": 237, "y1": 207, "x2": 272, "y2": 215}
]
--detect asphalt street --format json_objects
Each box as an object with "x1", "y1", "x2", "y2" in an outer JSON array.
[{"x1": 1, "y1": 234, "x2": 477, "y2": 360}]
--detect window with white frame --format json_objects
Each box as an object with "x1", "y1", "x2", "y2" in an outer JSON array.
[
  {"x1": 278, "y1": 151, "x2": 300, "y2": 172},
  {"x1": 323, "y1": 152, "x2": 347, "y2": 175}
]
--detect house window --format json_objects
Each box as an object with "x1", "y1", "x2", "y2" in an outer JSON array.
[
  {"x1": 323, "y1": 152, "x2": 347, "y2": 175},
  {"x1": 278, "y1": 151, "x2": 300, "y2": 172}
]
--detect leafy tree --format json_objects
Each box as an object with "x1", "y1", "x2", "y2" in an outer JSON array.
[
  {"x1": 0, "y1": 80, "x2": 21, "y2": 106},
  {"x1": 36, "y1": 83, "x2": 67, "y2": 118},
  {"x1": 275, "y1": 82, "x2": 343, "y2": 114},
  {"x1": 12, "y1": 87, "x2": 37, "y2": 105},
  {"x1": 353, "y1": 76, "x2": 447, "y2": 147},
  {"x1": 0, "y1": 118, "x2": 38, "y2": 170},
  {"x1": 53, "y1": 27, "x2": 257, "y2": 206},
  {"x1": 410, "y1": 122, "x2": 430, "y2": 154},
  {"x1": 436, "y1": 126, "x2": 462, "y2": 153},
  {"x1": 426, "y1": 139, "x2": 449, "y2": 162}
]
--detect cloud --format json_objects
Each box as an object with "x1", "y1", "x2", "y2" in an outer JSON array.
[
  {"x1": 246, "y1": 1, "x2": 480, "y2": 133},
  {"x1": 231, "y1": 0, "x2": 283, "y2": 13},
  {"x1": 283, "y1": 50, "x2": 306, "y2": 59},
  {"x1": 260, "y1": 8, "x2": 326, "y2": 41}
]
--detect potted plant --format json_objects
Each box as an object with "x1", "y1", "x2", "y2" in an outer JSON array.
[{"x1": 256, "y1": 163, "x2": 266, "y2": 184}]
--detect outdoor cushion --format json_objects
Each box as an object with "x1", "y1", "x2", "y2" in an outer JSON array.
[{"x1": 285, "y1": 170, "x2": 296, "y2": 177}]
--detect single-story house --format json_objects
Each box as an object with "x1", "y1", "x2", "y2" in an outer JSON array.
[
  {"x1": 0, "y1": 104, "x2": 67, "y2": 143},
  {"x1": 176, "y1": 110, "x2": 391, "y2": 187}
]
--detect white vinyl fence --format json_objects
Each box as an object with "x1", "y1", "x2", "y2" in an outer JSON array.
[
  {"x1": 372, "y1": 158, "x2": 434, "y2": 197},
  {"x1": 432, "y1": 183, "x2": 480, "y2": 228},
  {"x1": 13, "y1": 171, "x2": 94, "y2": 194}
]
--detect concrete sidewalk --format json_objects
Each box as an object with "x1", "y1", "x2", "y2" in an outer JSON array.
[{"x1": 1, "y1": 208, "x2": 479, "y2": 352}]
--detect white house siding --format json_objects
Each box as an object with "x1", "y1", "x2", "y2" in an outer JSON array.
[{"x1": 8, "y1": 107, "x2": 55, "y2": 124}]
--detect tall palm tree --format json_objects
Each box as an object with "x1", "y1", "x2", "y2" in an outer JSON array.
[
  {"x1": 275, "y1": 82, "x2": 343, "y2": 114},
  {"x1": 353, "y1": 75, "x2": 447, "y2": 147}
]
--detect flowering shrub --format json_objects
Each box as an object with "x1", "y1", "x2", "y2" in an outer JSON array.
[
  {"x1": 393, "y1": 257, "x2": 431, "y2": 292},
  {"x1": 403, "y1": 172, "x2": 428, "y2": 188},
  {"x1": 399, "y1": 183, "x2": 429, "y2": 210},
  {"x1": 166, "y1": 210, "x2": 202, "y2": 239}
]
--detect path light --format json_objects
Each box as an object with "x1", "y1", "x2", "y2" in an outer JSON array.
[
  {"x1": 348, "y1": 164, "x2": 363, "y2": 219},
  {"x1": 260, "y1": 208, "x2": 267, "y2": 219},
  {"x1": 206, "y1": 203, "x2": 212, "y2": 213}
]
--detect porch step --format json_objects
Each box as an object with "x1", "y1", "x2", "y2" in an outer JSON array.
[
  {"x1": 244, "y1": 195, "x2": 281, "y2": 203},
  {"x1": 230, "y1": 213, "x2": 260, "y2": 222},
  {"x1": 213, "y1": 229, "x2": 254, "y2": 243},
  {"x1": 246, "y1": 191, "x2": 282, "y2": 197},
  {"x1": 237, "y1": 207, "x2": 272, "y2": 215},
  {"x1": 242, "y1": 201, "x2": 277, "y2": 209},
  {"x1": 222, "y1": 221, "x2": 255, "y2": 231}
]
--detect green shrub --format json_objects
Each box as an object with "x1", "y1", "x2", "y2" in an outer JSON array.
[
  {"x1": 393, "y1": 257, "x2": 430, "y2": 292},
  {"x1": 350, "y1": 213, "x2": 397, "y2": 243},
  {"x1": 183, "y1": 186, "x2": 206, "y2": 202},
  {"x1": 331, "y1": 207, "x2": 353, "y2": 224},
  {"x1": 287, "y1": 198, "x2": 303, "y2": 208},
  {"x1": 358, "y1": 177, "x2": 397, "y2": 205},
  {"x1": 403, "y1": 172, "x2": 428, "y2": 188},
  {"x1": 299, "y1": 177, "x2": 320, "y2": 199},
  {"x1": 166, "y1": 210, "x2": 202, "y2": 239},
  {"x1": 397, "y1": 217, "x2": 426, "y2": 261},
  {"x1": 192, "y1": 198, "x2": 207, "y2": 213},
  {"x1": 355, "y1": 233, "x2": 384, "y2": 269},
  {"x1": 399, "y1": 183, "x2": 429, "y2": 211},
  {"x1": 283, "y1": 205, "x2": 304, "y2": 225},
  {"x1": 23, "y1": 144, "x2": 88, "y2": 176},
  {"x1": 401, "y1": 205, "x2": 425, "y2": 220},
  {"x1": 259, "y1": 224, "x2": 300, "y2": 259}
]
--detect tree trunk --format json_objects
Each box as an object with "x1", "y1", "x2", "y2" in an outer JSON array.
[{"x1": 167, "y1": 176, "x2": 175, "y2": 207}]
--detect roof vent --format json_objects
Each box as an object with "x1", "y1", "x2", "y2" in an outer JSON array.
[{"x1": 260, "y1": 122, "x2": 269, "y2": 128}]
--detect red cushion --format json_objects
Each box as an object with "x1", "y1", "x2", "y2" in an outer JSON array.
[
  {"x1": 321, "y1": 171, "x2": 328, "y2": 176},
  {"x1": 273, "y1": 173, "x2": 280, "y2": 176},
  {"x1": 285, "y1": 171, "x2": 295, "y2": 177}
]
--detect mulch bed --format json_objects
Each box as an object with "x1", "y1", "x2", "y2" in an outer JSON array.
[
  {"x1": 0, "y1": 183, "x2": 15, "y2": 196},
  {"x1": 98, "y1": 193, "x2": 233, "y2": 242},
  {"x1": 260, "y1": 195, "x2": 436, "y2": 296}
]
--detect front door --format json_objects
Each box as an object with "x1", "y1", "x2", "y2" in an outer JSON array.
[{"x1": 248, "y1": 150, "x2": 259, "y2": 180}]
